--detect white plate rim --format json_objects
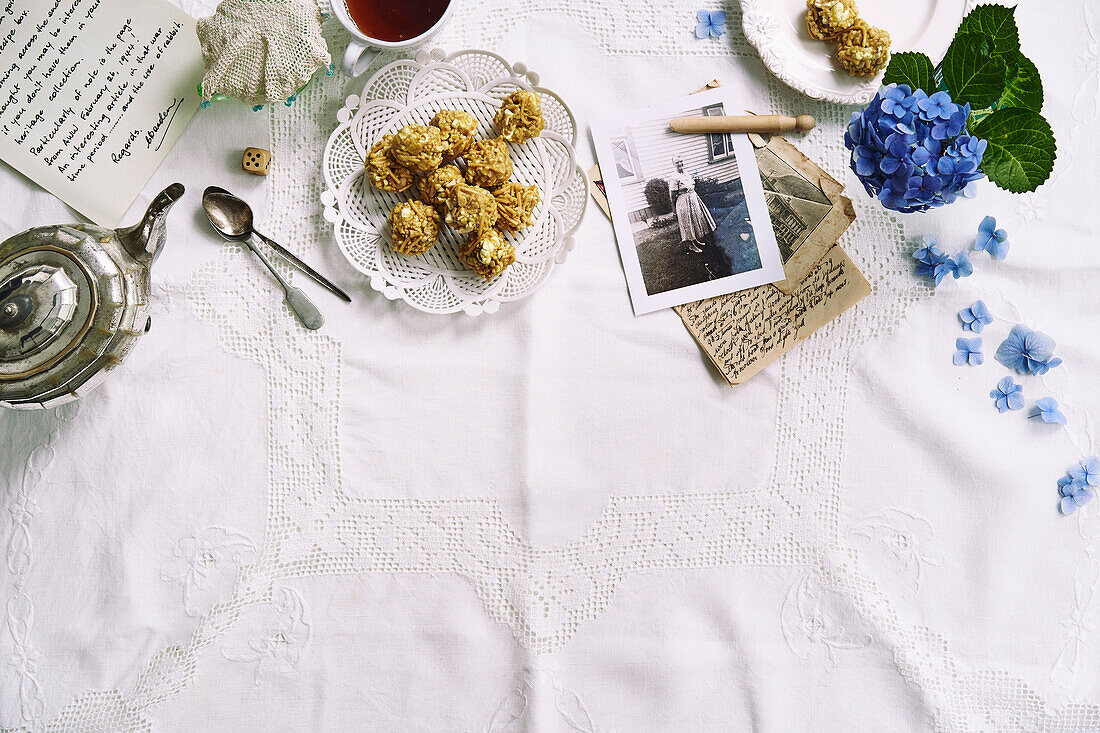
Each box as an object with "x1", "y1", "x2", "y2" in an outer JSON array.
[{"x1": 739, "y1": 0, "x2": 979, "y2": 105}]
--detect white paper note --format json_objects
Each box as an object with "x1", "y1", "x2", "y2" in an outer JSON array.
[{"x1": 0, "y1": 0, "x2": 203, "y2": 226}]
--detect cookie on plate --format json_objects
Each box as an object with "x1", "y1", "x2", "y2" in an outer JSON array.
[
  {"x1": 836, "y1": 19, "x2": 891, "y2": 76},
  {"x1": 493, "y1": 90, "x2": 545, "y2": 144},
  {"x1": 805, "y1": 0, "x2": 859, "y2": 40},
  {"x1": 365, "y1": 134, "x2": 415, "y2": 193},
  {"x1": 389, "y1": 200, "x2": 441, "y2": 255},
  {"x1": 460, "y1": 228, "x2": 516, "y2": 280},
  {"x1": 492, "y1": 182, "x2": 540, "y2": 232},
  {"x1": 464, "y1": 138, "x2": 513, "y2": 189},
  {"x1": 418, "y1": 165, "x2": 466, "y2": 208},
  {"x1": 445, "y1": 184, "x2": 498, "y2": 234},
  {"x1": 391, "y1": 124, "x2": 447, "y2": 172},
  {"x1": 431, "y1": 109, "x2": 479, "y2": 161}
]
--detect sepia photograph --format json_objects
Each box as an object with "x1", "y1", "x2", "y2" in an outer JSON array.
[
  {"x1": 591, "y1": 87, "x2": 784, "y2": 314},
  {"x1": 755, "y1": 144, "x2": 834, "y2": 263}
]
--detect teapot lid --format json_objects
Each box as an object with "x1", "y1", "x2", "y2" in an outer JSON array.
[{"x1": 0, "y1": 240, "x2": 95, "y2": 385}]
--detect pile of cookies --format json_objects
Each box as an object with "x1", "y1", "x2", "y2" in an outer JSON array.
[
  {"x1": 364, "y1": 90, "x2": 546, "y2": 281},
  {"x1": 806, "y1": 0, "x2": 891, "y2": 77}
]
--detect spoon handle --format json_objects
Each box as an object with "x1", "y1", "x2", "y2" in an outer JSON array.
[
  {"x1": 252, "y1": 229, "x2": 352, "y2": 303},
  {"x1": 245, "y1": 235, "x2": 325, "y2": 330}
]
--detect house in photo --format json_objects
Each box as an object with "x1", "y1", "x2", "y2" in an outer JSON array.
[{"x1": 607, "y1": 103, "x2": 741, "y2": 232}]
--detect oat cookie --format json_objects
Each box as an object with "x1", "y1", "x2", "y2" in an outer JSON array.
[
  {"x1": 805, "y1": 0, "x2": 859, "y2": 40},
  {"x1": 464, "y1": 138, "x2": 513, "y2": 189},
  {"x1": 493, "y1": 90, "x2": 545, "y2": 144},
  {"x1": 389, "y1": 200, "x2": 441, "y2": 256},
  {"x1": 460, "y1": 228, "x2": 516, "y2": 280},
  {"x1": 390, "y1": 124, "x2": 447, "y2": 172},
  {"x1": 431, "y1": 109, "x2": 479, "y2": 161},
  {"x1": 417, "y1": 165, "x2": 466, "y2": 208},
  {"x1": 836, "y1": 20, "x2": 891, "y2": 76},
  {"x1": 445, "y1": 184, "x2": 498, "y2": 234},
  {"x1": 492, "y1": 182, "x2": 540, "y2": 232},
  {"x1": 365, "y1": 134, "x2": 415, "y2": 193}
]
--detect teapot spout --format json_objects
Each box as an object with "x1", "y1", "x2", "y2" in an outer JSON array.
[{"x1": 116, "y1": 183, "x2": 185, "y2": 265}]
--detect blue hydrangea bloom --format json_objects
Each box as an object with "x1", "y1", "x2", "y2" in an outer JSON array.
[
  {"x1": 994, "y1": 324, "x2": 1062, "y2": 376},
  {"x1": 975, "y1": 216, "x2": 1009, "y2": 260},
  {"x1": 959, "y1": 300, "x2": 993, "y2": 332},
  {"x1": 990, "y1": 377, "x2": 1024, "y2": 413},
  {"x1": 1070, "y1": 457, "x2": 1100, "y2": 487},
  {"x1": 953, "y1": 337, "x2": 983, "y2": 366},
  {"x1": 695, "y1": 10, "x2": 726, "y2": 38},
  {"x1": 1030, "y1": 397, "x2": 1067, "y2": 425},
  {"x1": 1059, "y1": 474, "x2": 1093, "y2": 515},
  {"x1": 845, "y1": 84, "x2": 986, "y2": 213}
]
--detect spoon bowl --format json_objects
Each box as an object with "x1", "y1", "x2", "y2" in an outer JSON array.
[{"x1": 202, "y1": 189, "x2": 253, "y2": 241}]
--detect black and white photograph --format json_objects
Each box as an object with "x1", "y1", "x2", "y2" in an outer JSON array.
[{"x1": 591, "y1": 87, "x2": 784, "y2": 314}]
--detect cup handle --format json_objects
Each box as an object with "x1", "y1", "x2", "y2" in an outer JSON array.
[{"x1": 341, "y1": 39, "x2": 379, "y2": 77}]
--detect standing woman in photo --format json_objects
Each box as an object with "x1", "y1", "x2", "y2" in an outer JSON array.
[{"x1": 668, "y1": 158, "x2": 716, "y2": 255}]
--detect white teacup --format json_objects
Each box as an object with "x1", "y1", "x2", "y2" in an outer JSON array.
[{"x1": 330, "y1": 0, "x2": 458, "y2": 77}]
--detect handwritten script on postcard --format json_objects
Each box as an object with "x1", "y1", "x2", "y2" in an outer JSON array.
[
  {"x1": 675, "y1": 245, "x2": 871, "y2": 385},
  {"x1": 0, "y1": 0, "x2": 202, "y2": 226}
]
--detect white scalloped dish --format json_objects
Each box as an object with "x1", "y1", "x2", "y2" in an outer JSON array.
[
  {"x1": 321, "y1": 48, "x2": 588, "y2": 316},
  {"x1": 740, "y1": 0, "x2": 972, "y2": 104}
]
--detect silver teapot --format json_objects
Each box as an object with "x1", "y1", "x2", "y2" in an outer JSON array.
[{"x1": 0, "y1": 184, "x2": 184, "y2": 409}]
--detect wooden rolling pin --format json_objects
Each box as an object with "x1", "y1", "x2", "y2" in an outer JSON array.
[{"x1": 669, "y1": 114, "x2": 816, "y2": 134}]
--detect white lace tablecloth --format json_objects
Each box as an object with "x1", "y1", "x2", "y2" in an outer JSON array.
[{"x1": 2, "y1": 1, "x2": 1100, "y2": 730}]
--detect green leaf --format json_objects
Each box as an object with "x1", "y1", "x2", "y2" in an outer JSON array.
[
  {"x1": 941, "y1": 33, "x2": 1007, "y2": 109},
  {"x1": 999, "y1": 51, "x2": 1043, "y2": 111},
  {"x1": 974, "y1": 108, "x2": 1056, "y2": 193},
  {"x1": 883, "y1": 52, "x2": 938, "y2": 93},
  {"x1": 956, "y1": 4, "x2": 1020, "y2": 58}
]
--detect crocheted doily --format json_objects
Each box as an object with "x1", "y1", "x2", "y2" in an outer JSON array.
[{"x1": 196, "y1": 0, "x2": 331, "y2": 105}]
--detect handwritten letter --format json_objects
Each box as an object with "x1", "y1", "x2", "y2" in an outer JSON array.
[
  {"x1": 675, "y1": 246, "x2": 871, "y2": 385},
  {"x1": 0, "y1": 0, "x2": 202, "y2": 225}
]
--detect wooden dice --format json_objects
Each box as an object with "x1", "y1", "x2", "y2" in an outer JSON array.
[{"x1": 242, "y1": 147, "x2": 271, "y2": 175}]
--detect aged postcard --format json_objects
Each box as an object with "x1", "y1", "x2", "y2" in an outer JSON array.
[
  {"x1": 674, "y1": 245, "x2": 870, "y2": 385},
  {"x1": 751, "y1": 134, "x2": 856, "y2": 294},
  {"x1": 590, "y1": 86, "x2": 785, "y2": 315},
  {"x1": 0, "y1": 0, "x2": 203, "y2": 226}
]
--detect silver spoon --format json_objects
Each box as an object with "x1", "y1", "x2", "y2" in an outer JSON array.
[
  {"x1": 203, "y1": 190, "x2": 325, "y2": 330},
  {"x1": 204, "y1": 186, "x2": 351, "y2": 303}
]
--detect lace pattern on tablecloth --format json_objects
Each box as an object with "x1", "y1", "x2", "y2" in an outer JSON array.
[
  {"x1": 1, "y1": 405, "x2": 78, "y2": 729},
  {"x1": 12, "y1": 2, "x2": 1100, "y2": 730}
]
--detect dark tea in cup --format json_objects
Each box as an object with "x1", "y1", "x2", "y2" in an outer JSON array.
[{"x1": 343, "y1": 0, "x2": 451, "y2": 42}]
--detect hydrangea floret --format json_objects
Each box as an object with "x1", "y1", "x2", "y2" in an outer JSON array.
[
  {"x1": 953, "y1": 337, "x2": 983, "y2": 366},
  {"x1": 994, "y1": 324, "x2": 1062, "y2": 376},
  {"x1": 1059, "y1": 457, "x2": 1099, "y2": 515},
  {"x1": 975, "y1": 216, "x2": 1009, "y2": 260},
  {"x1": 990, "y1": 377, "x2": 1024, "y2": 413},
  {"x1": 844, "y1": 83, "x2": 986, "y2": 213},
  {"x1": 1030, "y1": 397, "x2": 1067, "y2": 425},
  {"x1": 912, "y1": 236, "x2": 971, "y2": 286},
  {"x1": 944, "y1": 251, "x2": 973, "y2": 279},
  {"x1": 959, "y1": 300, "x2": 993, "y2": 332},
  {"x1": 1070, "y1": 457, "x2": 1100, "y2": 487},
  {"x1": 695, "y1": 10, "x2": 726, "y2": 38}
]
